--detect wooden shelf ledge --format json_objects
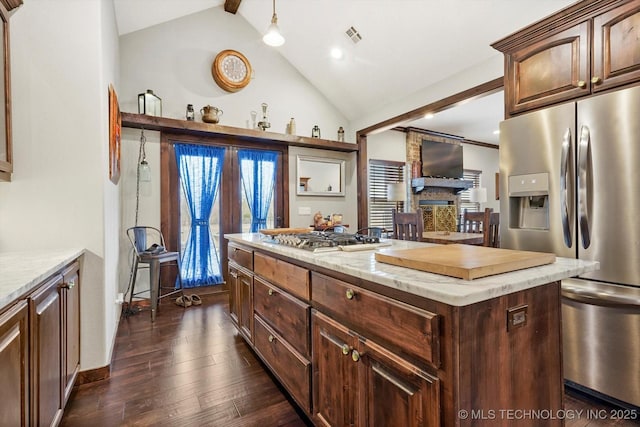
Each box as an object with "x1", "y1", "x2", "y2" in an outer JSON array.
[{"x1": 121, "y1": 112, "x2": 358, "y2": 153}]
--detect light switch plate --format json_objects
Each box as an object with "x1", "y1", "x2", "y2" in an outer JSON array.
[{"x1": 298, "y1": 206, "x2": 311, "y2": 215}]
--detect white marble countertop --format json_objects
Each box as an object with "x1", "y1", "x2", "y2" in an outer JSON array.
[
  {"x1": 225, "y1": 233, "x2": 599, "y2": 306},
  {"x1": 0, "y1": 249, "x2": 85, "y2": 311}
]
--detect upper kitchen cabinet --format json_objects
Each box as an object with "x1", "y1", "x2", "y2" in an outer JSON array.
[
  {"x1": 492, "y1": 0, "x2": 640, "y2": 117},
  {"x1": 592, "y1": 1, "x2": 640, "y2": 92}
]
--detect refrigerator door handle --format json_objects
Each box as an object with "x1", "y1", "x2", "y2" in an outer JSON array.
[
  {"x1": 562, "y1": 285, "x2": 640, "y2": 308},
  {"x1": 577, "y1": 125, "x2": 591, "y2": 249},
  {"x1": 560, "y1": 128, "x2": 572, "y2": 248}
]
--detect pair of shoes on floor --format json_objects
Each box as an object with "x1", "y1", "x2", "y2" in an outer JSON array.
[{"x1": 175, "y1": 294, "x2": 202, "y2": 307}]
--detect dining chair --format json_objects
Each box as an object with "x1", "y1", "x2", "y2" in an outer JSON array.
[
  {"x1": 483, "y1": 209, "x2": 500, "y2": 248},
  {"x1": 391, "y1": 208, "x2": 424, "y2": 241},
  {"x1": 126, "y1": 226, "x2": 185, "y2": 321},
  {"x1": 461, "y1": 209, "x2": 485, "y2": 233}
]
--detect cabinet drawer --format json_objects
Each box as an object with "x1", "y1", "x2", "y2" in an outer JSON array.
[
  {"x1": 311, "y1": 272, "x2": 441, "y2": 368},
  {"x1": 229, "y1": 243, "x2": 253, "y2": 270},
  {"x1": 254, "y1": 252, "x2": 310, "y2": 300},
  {"x1": 254, "y1": 315, "x2": 311, "y2": 414},
  {"x1": 254, "y1": 277, "x2": 310, "y2": 356}
]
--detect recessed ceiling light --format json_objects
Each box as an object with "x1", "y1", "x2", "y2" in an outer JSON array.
[
  {"x1": 493, "y1": 130, "x2": 500, "y2": 135},
  {"x1": 424, "y1": 113, "x2": 434, "y2": 119},
  {"x1": 330, "y1": 47, "x2": 344, "y2": 60}
]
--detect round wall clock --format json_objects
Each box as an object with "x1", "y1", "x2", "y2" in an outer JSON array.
[{"x1": 211, "y1": 49, "x2": 252, "y2": 93}]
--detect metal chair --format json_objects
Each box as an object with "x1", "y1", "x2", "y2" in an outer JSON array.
[
  {"x1": 126, "y1": 226, "x2": 185, "y2": 321},
  {"x1": 391, "y1": 208, "x2": 424, "y2": 241}
]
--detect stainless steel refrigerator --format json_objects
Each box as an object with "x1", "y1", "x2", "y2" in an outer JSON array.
[{"x1": 499, "y1": 85, "x2": 640, "y2": 408}]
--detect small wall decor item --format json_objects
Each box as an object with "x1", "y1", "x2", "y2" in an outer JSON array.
[
  {"x1": 211, "y1": 49, "x2": 252, "y2": 92},
  {"x1": 186, "y1": 104, "x2": 194, "y2": 121},
  {"x1": 288, "y1": 117, "x2": 296, "y2": 135},
  {"x1": 337, "y1": 126, "x2": 345, "y2": 142},
  {"x1": 138, "y1": 89, "x2": 162, "y2": 116},
  {"x1": 201, "y1": 105, "x2": 223, "y2": 124},
  {"x1": 108, "y1": 84, "x2": 121, "y2": 184},
  {"x1": 311, "y1": 125, "x2": 321, "y2": 138},
  {"x1": 257, "y1": 103, "x2": 271, "y2": 130}
]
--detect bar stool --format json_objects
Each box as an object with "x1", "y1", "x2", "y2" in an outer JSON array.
[{"x1": 126, "y1": 226, "x2": 185, "y2": 321}]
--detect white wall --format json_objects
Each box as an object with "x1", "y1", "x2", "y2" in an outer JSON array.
[
  {"x1": 350, "y1": 56, "x2": 503, "y2": 135},
  {"x1": 463, "y1": 144, "x2": 500, "y2": 212},
  {"x1": 0, "y1": 0, "x2": 121, "y2": 370},
  {"x1": 118, "y1": 7, "x2": 349, "y2": 136},
  {"x1": 367, "y1": 130, "x2": 406, "y2": 163}
]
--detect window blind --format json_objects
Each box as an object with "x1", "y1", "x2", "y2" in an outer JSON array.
[
  {"x1": 368, "y1": 160, "x2": 405, "y2": 230},
  {"x1": 459, "y1": 169, "x2": 482, "y2": 213}
]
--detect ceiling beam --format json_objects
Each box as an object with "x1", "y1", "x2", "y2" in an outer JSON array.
[{"x1": 224, "y1": 0, "x2": 242, "y2": 14}]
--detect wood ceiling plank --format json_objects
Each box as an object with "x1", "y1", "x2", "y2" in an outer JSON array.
[{"x1": 224, "y1": 0, "x2": 242, "y2": 14}]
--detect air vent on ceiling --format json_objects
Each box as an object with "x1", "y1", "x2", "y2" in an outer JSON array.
[{"x1": 345, "y1": 26, "x2": 362, "y2": 44}]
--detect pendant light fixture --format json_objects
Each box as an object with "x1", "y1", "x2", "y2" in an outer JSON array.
[
  {"x1": 138, "y1": 130, "x2": 151, "y2": 183},
  {"x1": 263, "y1": 0, "x2": 285, "y2": 47}
]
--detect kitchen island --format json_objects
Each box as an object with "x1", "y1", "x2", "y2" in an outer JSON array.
[{"x1": 225, "y1": 233, "x2": 598, "y2": 426}]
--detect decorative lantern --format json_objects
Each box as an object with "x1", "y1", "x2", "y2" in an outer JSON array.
[{"x1": 138, "y1": 89, "x2": 162, "y2": 116}]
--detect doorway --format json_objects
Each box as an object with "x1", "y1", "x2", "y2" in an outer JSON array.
[{"x1": 161, "y1": 134, "x2": 287, "y2": 290}]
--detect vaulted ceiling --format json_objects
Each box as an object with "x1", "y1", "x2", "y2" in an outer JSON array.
[{"x1": 113, "y1": 0, "x2": 577, "y2": 144}]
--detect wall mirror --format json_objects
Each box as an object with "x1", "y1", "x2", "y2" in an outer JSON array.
[{"x1": 297, "y1": 155, "x2": 345, "y2": 196}]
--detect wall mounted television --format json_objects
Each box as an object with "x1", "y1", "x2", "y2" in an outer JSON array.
[{"x1": 421, "y1": 140, "x2": 463, "y2": 179}]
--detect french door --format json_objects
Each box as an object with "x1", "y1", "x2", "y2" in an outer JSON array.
[{"x1": 161, "y1": 134, "x2": 287, "y2": 289}]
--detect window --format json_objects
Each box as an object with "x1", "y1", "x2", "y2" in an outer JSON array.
[
  {"x1": 459, "y1": 169, "x2": 482, "y2": 213},
  {"x1": 368, "y1": 159, "x2": 405, "y2": 230}
]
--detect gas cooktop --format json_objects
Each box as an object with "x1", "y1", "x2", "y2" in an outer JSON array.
[{"x1": 267, "y1": 231, "x2": 390, "y2": 252}]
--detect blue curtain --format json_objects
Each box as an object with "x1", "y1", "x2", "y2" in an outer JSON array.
[
  {"x1": 175, "y1": 144, "x2": 225, "y2": 287},
  {"x1": 238, "y1": 149, "x2": 278, "y2": 232}
]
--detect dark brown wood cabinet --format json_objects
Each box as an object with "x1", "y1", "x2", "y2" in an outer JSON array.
[
  {"x1": 0, "y1": 300, "x2": 29, "y2": 426},
  {"x1": 229, "y1": 243, "x2": 253, "y2": 336},
  {"x1": 227, "y1": 264, "x2": 240, "y2": 326},
  {"x1": 503, "y1": 21, "x2": 590, "y2": 115},
  {"x1": 61, "y1": 263, "x2": 80, "y2": 405},
  {"x1": 237, "y1": 267, "x2": 253, "y2": 343},
  {"x1": 493, "y1": 0, "x2": 640, "y2": 116},
  {"x1": 0, "y1": 259, "x2": 81, "y2": 427},
  {"x1": 311, "y1": 310, "x2": 440, "y2": 427},
  {"x1": 30, "y1": 274, "x2": 64, "y2": 427},
  {"x1": 592, "y1": 1, "x2": 640, "y2": 92},
  {"x1": 357, "y1": 335, "x2": 440, "y2": 427},
  {"x1": 312, "y1": 311, "x2": 358, "y2": 427}
]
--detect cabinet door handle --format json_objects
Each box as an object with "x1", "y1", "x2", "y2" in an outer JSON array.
[
  {"x1": 576, "y1": 80, "x2": 586, "y2": 88},
  {"x1": 351, "y1": 350, "x2": 361, "y2": 362},
  {"x1": 62, "y1": 279, "x2": 76, "y2": 289},
  {"x1": 345, "y1": 289, "x2": 355, "y2": 300},
  {"x1": 342, "y1": 344, "x2": 350, "y2": 355},
  {"x1": 268, "y1": 289, "x2": 274, "y2": 296},
  {"x1": 268, "y1": 334, "x2": 275, "y2": 343},
  {"x1": 591, "y1": 76, "x2": 602, "y2": 85}
]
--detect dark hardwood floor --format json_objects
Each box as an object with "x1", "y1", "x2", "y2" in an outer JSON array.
[{"x1": 61, "y1": 293, "x2": 639, "y2": 426}]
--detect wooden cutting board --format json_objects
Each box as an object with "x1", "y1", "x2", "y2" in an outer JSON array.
[
  {"x1": 259, "y1": 227, "x2": 313, "y2": 236},
  {"x1": 375, "y1": 244, "x2": 555, "y2": 280}
]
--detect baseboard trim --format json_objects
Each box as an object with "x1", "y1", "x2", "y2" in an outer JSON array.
[{"x1": 76, "y1": 365, "x2": 111, "y2": 385}]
